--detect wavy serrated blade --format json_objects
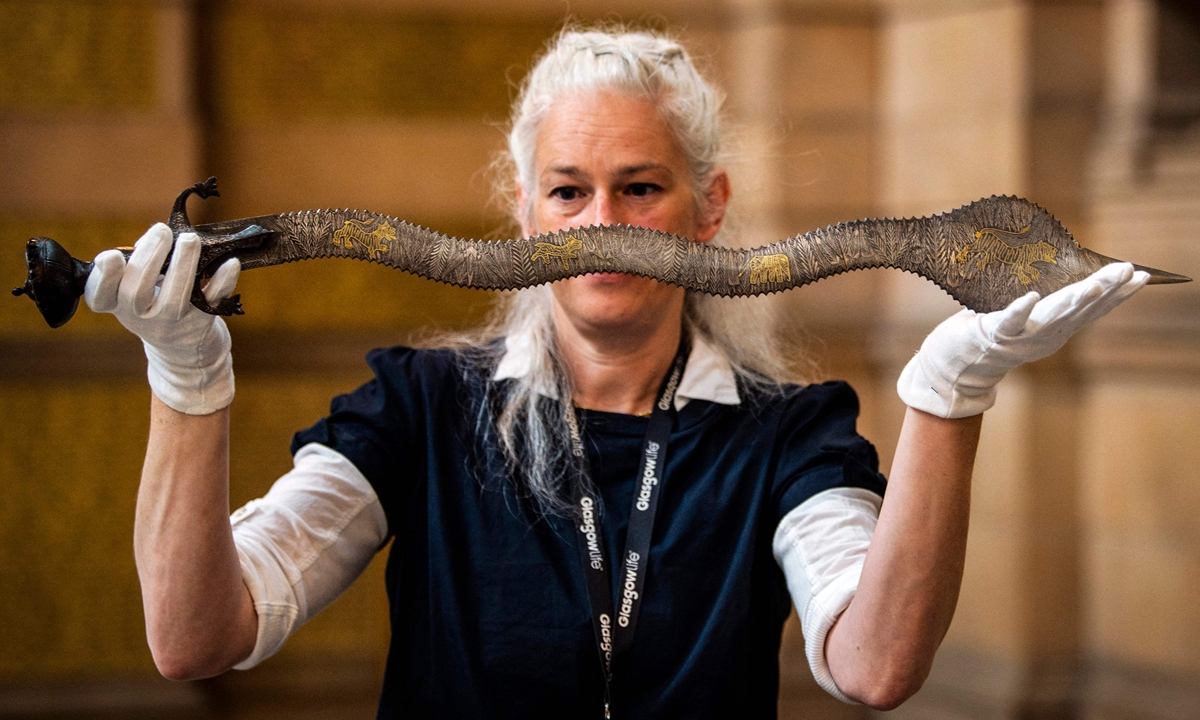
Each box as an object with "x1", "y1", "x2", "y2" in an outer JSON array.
[{"x1": 194, "y1": 196, "x2": 1190, "y2": 313}]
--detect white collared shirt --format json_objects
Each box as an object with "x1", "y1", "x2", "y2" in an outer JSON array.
[
  {"x1": 493, "y1": 332, "x2": 742, "y2": 409},
  {"x1": 230, "y1": 335, "x2": 880, "y2": 703}
]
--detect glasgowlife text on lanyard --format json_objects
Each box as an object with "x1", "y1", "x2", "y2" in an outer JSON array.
[{"x1": 565, "y1": 343, "x2": 688, "y2": 719}]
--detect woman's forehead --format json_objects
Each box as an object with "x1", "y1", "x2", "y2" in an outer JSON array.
[{"x1": 534, "y1": 90, "x2": 686, "y2": 174}]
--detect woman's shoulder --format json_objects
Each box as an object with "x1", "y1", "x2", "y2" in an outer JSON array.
[
  {"x1": 738, "y1": 377, "x2": 863, "y2": 418},
  {"x1": 361, "y1": 341, "x2": 500, "y2": 389}
]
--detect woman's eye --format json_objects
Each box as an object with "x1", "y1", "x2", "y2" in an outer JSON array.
[
  {"x1": 550, "y1": 187, "x2": 581, "y2": 201},
  {"x1": 627, "y1": 183, "x2": 659, "y2": 198}
]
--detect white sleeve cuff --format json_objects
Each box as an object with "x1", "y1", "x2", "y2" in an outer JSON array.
[
  {"x1": 230, "y1": 443, "x2": 388, "y2": 670},
  {"x1": 773, "y1": 486, "x2": 882, "y2": 703},
  {"x1": 232, "y1": 527, "x2": 300, "y2": 670}
]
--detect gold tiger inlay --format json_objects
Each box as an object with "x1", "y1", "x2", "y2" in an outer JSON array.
[
  {"x1": 332, "y1": 219, "x2": 396, "y2": 259},
  {"x1": 740, "y1": 253, "x2": 792, "y2": 285},
  {"x1": 955, "y1": 225, "x2": 1058, "y2": 285},
  {"x1": 531, "y1": 235, "x2": 582, "y2": 270}
]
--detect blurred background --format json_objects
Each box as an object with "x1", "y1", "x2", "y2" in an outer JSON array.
[{"x1": 1, "y1": 0, "x2": 1197, "y2": 718}]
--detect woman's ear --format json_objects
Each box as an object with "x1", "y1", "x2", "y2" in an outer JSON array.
[{"x1": 694, "y1": 170, "x2": 731, "y2": 243}]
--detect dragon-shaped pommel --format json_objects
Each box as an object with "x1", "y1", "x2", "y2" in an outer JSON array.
[
  {"x1": 163, "y1": 177, "x2": 274, "y2": 318},
  {"x1": 168, "y1": 176, "x2": 221, "y2": 231}
]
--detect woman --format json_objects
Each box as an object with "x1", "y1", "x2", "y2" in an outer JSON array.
[{"x1": 84, "y1": 28, "x2": 1146, "y2": 718}]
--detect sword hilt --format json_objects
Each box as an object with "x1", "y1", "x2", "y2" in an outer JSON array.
[{"x1": 11, "y1": 177, "x2": 266, "y2": 328}]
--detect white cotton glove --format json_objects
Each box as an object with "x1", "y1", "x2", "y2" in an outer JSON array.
[
  {"x1": 84, "y1": 223, "x2": 241, "y2": 415},
  {"x1": 897, "y1": 262, "x2": 1149, "y2": 418}
]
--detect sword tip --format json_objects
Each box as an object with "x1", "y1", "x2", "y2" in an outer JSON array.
[{"x1": 1135, "y1": 263, "x2": 1192, "y2": 284}]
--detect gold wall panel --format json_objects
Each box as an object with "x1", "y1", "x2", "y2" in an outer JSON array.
[
  {"x1": 213, "y1": 121, "x2": 507, "y2": 224},
  {"x1": 0, "y1": 379, "x2": 155, "y2": 679},
  {"x1": 0, "y1": 0, "x2": 155, "y2": 111},
  {"x1": 216, "y1": 7, "x2": 557, "y2": 121},
  {"x1": 0, "y1": 371, "x2": 400, "y2": 681}
]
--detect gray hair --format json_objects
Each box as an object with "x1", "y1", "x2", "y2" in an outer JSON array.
[
  {"x1": 507, "y1": 28, "x2": 724, "y2": 225},
  {"x1": 452, "y1": 27, "x2": 804, "y2": 518}
]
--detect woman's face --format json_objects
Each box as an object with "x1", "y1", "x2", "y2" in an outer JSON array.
[{"x1": 520, "y1": 90, "x2": 729, "y2": 339}]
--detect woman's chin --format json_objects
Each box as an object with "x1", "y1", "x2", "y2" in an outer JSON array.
[{"x1": 552, "y1": 272, "x2": 683, "y2": 327}]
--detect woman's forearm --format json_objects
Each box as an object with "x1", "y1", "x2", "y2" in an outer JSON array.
[
  {"x1": 135, "y1": 394, "x2": 257, "y2": 680},
  {"x1": 825, "y1": 407, "x2": 981, "y2": 709}
]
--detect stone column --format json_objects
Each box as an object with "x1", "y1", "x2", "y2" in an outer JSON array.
[
  {"x1": 871, "y1": 1, "x2": 1107, "y2": 717},
  {"x1": 1077, "y1": 2, "x2": 1200, "y2": 718}
]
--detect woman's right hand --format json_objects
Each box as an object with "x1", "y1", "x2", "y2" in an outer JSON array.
[
  {"x1": 84, "y1": 223, "x2": 241, "y2": 415},
  {"x1": 896, "y1": 262, "x2": 1148, "y2": 419}
]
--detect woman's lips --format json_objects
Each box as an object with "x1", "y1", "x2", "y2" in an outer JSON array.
[
  {"x1": 587, "y1": 272, "x2": 629, "y2": 283},
  {"x1": 567, "y1": 272, "x2": 657, "y2": 288}
]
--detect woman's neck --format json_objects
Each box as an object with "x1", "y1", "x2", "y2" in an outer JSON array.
[{"x1": 554, "y1": 306, "x2": 683, "y2": 416}]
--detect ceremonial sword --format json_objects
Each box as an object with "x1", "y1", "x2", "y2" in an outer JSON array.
[{"x1": 13, "y1": 177, "x2": 1191, "y2": 329}]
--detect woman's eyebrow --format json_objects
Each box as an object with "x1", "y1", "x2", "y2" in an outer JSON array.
[
  {"x1": 615, "y1": 162, "x2": 669, "y2": 177},
  {"x1": 545, "y1": 165, "x2": 585, "y2": 178},
  {"x1": 542, "y1": 162, "x2": 669, "y2": 181}
]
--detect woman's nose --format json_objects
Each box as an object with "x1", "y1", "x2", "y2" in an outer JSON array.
[{"x1": 584, "y1": 191, "x2": 623, "y2": 227}]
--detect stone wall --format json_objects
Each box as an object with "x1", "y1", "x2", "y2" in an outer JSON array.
[
  {"x1": 868, "y1": 2, "x2": 1200, "y2": 719},
  {"x1": 0, "y1": 1, "x2": 1195, "y2": 718}
]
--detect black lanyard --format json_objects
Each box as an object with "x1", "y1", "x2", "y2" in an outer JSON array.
[{"x1": 566, "y1": 344, "x2": 687, "y2": 719}]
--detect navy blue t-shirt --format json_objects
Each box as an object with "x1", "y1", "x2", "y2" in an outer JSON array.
[{"x1": 292, "y1": 346, "x2": 886, "y2": 719}]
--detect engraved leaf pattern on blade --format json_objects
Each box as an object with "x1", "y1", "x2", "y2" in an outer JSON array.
[{"x1": 195, "y1": 196, "x2": 1130, "y2": 313}]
